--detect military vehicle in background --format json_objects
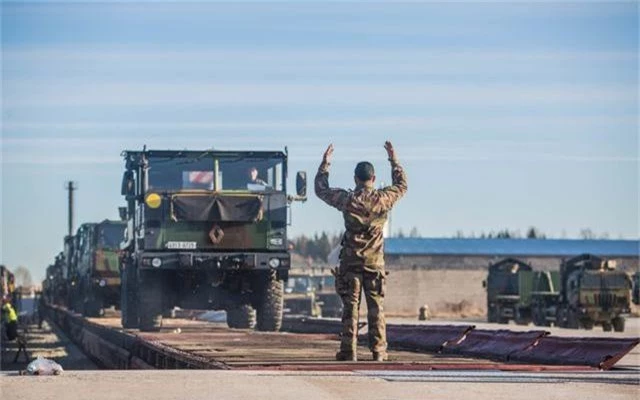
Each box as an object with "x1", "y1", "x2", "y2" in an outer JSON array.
[
  {"x1": 633, "y1": 272, "x2": 640, "y2": 305},
  {"x1": 284, "y1": 272, "x2": 322, "y2": 317},
  {"x1": 483, "y1": 258, "x2": 557, "y2": 325},
  {"x1": 308, "y1": 269, "x2": 342, "y2": 318},
  {"x1": 43, "y1": 253, "x2": 68, "y2": 306},
  {"x1": 67, "y1": 220, "x2": 125, "y2": 317},
  {"x1": 284, "y1": 269, "x2": 342, "y2": 318},
  {"x1": 543, "y1": 254, "x2": 632, "y2": 331},
  {"x1": 1, "y1": 265, "x2": 16, "y2": 305},
  {"x1": 119, "y1": 149, "x2": 306, "y2": 331}
]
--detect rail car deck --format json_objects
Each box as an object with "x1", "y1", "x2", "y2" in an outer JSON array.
[{"x1": 44, "y1": 304, "x2": 639, "y2": 372}]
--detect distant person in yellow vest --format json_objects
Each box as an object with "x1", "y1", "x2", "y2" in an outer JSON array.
[{"x1": 2, "y1": 297, "x2": 18, "y2": 341}]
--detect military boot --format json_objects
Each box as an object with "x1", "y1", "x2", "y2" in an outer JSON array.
[
  {"x1": 335, "y1": 351, "x2": 357, "y2": 362},
  {"x1": 372, "y1": 351, "x2": 388, "y2": 362}
]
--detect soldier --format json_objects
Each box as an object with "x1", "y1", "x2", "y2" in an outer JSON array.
[{"x1": 315, "y1": 141, "x2": 407, "y2": 362}]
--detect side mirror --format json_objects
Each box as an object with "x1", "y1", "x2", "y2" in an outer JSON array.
[
  {"x1": 118, "y1": 207, "x2": 128, "y2": 221},
  {"x1": 121, "y1": 171, "x2": 135, "y2": 197},
  {"x1": 482, "y1": 280, "x2": 487, "y2": 288},
  {"x1": 296, "y1": 171, "x2": 307, "y2": 197}
]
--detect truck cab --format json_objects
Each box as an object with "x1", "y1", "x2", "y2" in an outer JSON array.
[{"x1": 119, "y1": 149, "x2": 306, "y2": 331}]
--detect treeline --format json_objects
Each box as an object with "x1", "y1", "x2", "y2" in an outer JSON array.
[{"x1": 291, "y1": 232, "x2": 341, "y2": 263}]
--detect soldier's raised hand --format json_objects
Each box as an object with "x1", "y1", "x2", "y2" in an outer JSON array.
[
  {"x1": 323, "y1": 144, "x2": 334, "y2": 163},
  {"x1": 384, "y1": 141, "x2": 396, "y2": 160}
]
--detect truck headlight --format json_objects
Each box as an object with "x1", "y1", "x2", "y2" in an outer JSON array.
[
  {"x1": 99, "y1": 279, "x2": 107, "y2": 287},
  {"x1": 152, "y1": 257, "x2": 162, "y2": 268},
  {"x1": 268, "y1": 258, "x2": 281, "y2": 269}
]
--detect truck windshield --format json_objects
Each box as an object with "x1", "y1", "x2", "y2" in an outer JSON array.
[
  {"x1": 147, "y1": 154, "x2": 284, "y2": 192},
  {"x1": 98, "y1": 224, "x2": 125, "y2": 249}
]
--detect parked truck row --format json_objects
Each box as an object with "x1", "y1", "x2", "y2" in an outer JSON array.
[
  {"x1": 42, "y1": 148, "x2": 307, "y2": 332},
  {"x1": 484, "y1": 254, "x2": 635, "y2": 331}
]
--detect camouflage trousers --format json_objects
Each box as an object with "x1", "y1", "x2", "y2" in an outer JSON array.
[{"x1": 335, "y1": 267, "x2": 387, "y2": 354}]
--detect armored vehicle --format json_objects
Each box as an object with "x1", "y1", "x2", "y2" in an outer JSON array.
[
  {"x1": 536, "y1": 254, "x2": 632, "y2": 331},
  {"x1": 284, "y1": 272, "x2": 322, "y2": 317},
  {"x1": 67, "y1": 220, "x2": 125, "y2": 317},
  {"x1": 119, "y1": 149, "x2": 306, "y2": 331}
]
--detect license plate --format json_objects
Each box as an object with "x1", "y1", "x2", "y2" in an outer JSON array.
[{"x1": 166, "y1": 241, "x2": 197, "y2": 250}]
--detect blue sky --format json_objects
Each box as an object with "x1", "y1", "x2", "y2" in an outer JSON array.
[{"x1": 1, "y1": 1, "x2": 638, "y2": 281}]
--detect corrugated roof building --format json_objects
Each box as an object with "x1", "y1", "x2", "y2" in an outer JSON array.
[{"x1": 384, "y1": 238, "x2": 639, "y2": 271}]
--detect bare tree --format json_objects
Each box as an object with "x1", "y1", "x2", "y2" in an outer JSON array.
[{"x1": 580, "y1": 228, "x2": 596, "y2": 240}]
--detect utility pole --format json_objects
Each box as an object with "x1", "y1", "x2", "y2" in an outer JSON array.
[{"x1": 65, "y1": 181, "x2": 77, "y2": 236}]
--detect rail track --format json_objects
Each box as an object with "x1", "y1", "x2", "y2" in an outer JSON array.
[{"x1": 42, "y1": 304, "x2": 639, "y2": 374}]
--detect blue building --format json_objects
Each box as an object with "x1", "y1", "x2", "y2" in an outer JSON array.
[{"x1": 384, "y1": 238, "x2": 640, "y2": 270}]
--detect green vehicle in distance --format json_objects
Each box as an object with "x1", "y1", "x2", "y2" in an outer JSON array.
[
  {"x1": 284, "y1": 272, "x2": 322, "y2": 317},
  {"x1": 483, "y1": 258, "x2": 536, "y2": 324},
  {"x1": 68, "y1": 220, "x2": 125, "y2": 317},
  {"x1": 550, "y1": 254, "x2": 632, "y2": 332},
  {"x1": 119, "y1": 149, "x2": 306, "y2": 331},
  {"x1": 308, "y1": 270, "x2": 342, "y2": 318},
  {"x1": 633, "y1": 272, "x2": 639, "y2": 306}
]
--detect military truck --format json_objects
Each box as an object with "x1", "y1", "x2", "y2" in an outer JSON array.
[
  {"x1": 119, "y1": 149, "x2": 306, "y2": 331},
  {"x1": 532, "y1": 254, "x2": 632, "y2": 331},
  {"x1": 43, "y1": 253, "x2": 68, "y2": 306},
  {"x1": 483, "y1": 258, "x2": 541, "y2": 324},
  {"x1": 633, "y1": 272, "x2": 640, "y2": 305},
  {"x1": 1, "y1": 265, "x2": 16, "y2": 304},
  {"x1": 308, "y1": 269, "x2": 342, "y2": 318},
  {"x1": 284, "y1": 272, "x2": 322, "y2": 317},
  {"x1": 68, "y1": 220, "x2": 125, "y2": 317}
]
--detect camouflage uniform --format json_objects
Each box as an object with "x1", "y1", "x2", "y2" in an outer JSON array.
[{"x1": 315, "y1": 156, "x2": 407, "y2": 358}]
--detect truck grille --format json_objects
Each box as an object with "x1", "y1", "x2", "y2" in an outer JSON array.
[{"x1": 595, "y1": 293, "x2": 615, "y2": 308}]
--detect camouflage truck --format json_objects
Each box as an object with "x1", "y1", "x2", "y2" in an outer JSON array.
[
  {"x1": 284, "y1": 272, "x2": 322, "y2": 317},
  {"x1": 535, "y1": 254, "x2": 632, "y2": 331},
  {"x1": 67, "y1": 220, "x2": 125, "y2": 317},
  {"x1": 483, "y1": 258, "x2": 538, "y2": 324},
  {"x1": 0, "y1": 265, "x2": 16, "y2": 305},
  {"x1": 43, "y1": 253, "x2": 68, "y2": 306},
  {"x1": 119, "y1": 149, "x2": 306, "y2": 331},
  {"x1": 633, "y1": 272, "x2": 640, "y2": 305},
  {"x1": 308, "y1": 269, "x2": 342, "y2": 318}
]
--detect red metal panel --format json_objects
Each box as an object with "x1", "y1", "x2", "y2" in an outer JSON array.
[
  {"x1": 509, "y1": 336, "x2": 640, "y2": 370},
  {"x1": 386, "y1": 324, "x2": 474, "y2": 353},
  {"x1": 442, "y1": 329, "x2": 548, "y2": 361}
]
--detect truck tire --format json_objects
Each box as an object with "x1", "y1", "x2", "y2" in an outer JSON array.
[
  {"x1": 514, "y1": 308, "x2": 529, "y2": 326},
  {"x1": 227, "y1": 305, "x2": 257, "y2": 329},
  {"x1": 138, "y1": 271, "x2": 163, "y2": 332},
  {"x1": 83, "y1": 294, "x2": 102, "y2": 318},
  {"x1": 255, "y1": 276, "x2": 284, "y2": 332},
  {"x1": 487, "y1": 307, "x2": 498, "y2": 323},
  {"x1": 612, "y1": 316, "x2": 625, "y2": 332},
  {"x1": 121, "y1": 263, "x2": 139, "y2": 329},
  {"x1": 602, "y1": 321, "x2": 613, "y2": 332},
  {"x1": 581, "y1": 319, "x2": 594, "y2": 330}
]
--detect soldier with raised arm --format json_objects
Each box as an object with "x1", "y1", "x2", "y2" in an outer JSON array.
[{"x1": 315, "y1": 141, "x2": 408, "y2": 362}]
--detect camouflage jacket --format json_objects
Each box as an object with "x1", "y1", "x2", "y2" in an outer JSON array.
[{"x1": 315, "y1": 157, "x2": 408, "y2": 271}]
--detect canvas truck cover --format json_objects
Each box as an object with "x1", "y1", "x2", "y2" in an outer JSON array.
[{"x1": 171, "y1": 195, "x2": 263, "y2": 222}]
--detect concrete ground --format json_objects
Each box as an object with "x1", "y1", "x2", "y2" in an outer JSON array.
[{"x1": 1, "y1": 369, "x2": 638, "y2": 400}]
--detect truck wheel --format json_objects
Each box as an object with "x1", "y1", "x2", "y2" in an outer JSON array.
[
  {"x1": 83, "y1": 295, "x2": 102, "y2": 318},
  {"x1": 602, "y1": 321, "x2": 613, "y2": 332},
  {"x1": 487, "y1": 307, "x2": 498, "y2": 323},
  {"x1": 514, "y1": 309, "x2": 529, "y2": 326},
  {"x1": 581, "y1": 320, "x2": 594, "y2": 330},
  {"x1": 227, "y1": 305, "x2": 256, "y2": 329},
  {"x1": 138, "y1": 271, "x2": 163, "y2": 332},
  {"x1": 612, "y1": 316, "x2": 625, "y2": 332},
  {"x1": 121, "y1": 263, "x2": 139, "y2": 329},
  {"x1": 255, "y1": 275, "x2": 284, "y2": 332}
]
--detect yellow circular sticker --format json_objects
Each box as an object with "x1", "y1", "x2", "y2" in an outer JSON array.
[{"x1": 145, "y1": 193, "x2": 162, "y2": 209}]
